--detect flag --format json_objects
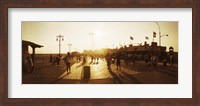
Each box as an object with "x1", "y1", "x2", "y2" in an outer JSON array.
[
  {"x1": 145, "y1": 36, "x2": 149, "y2": 40},
  {"x1": 130, "y1": 36, "x2": 134, "y2": 40},
  {"x1": 153, "y1": 32, "x2": 156, "y2": 37}
]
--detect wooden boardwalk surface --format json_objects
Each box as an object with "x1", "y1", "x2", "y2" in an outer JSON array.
[{"x1": 22, "y1": 55, "x2": 178, "y2": 84}]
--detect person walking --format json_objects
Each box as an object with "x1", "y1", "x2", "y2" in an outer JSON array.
[
  {"x1": 63, "y1": 52, "x2": 71, "y2": 74},
  {"x1": 150, "y1": 54, "x2": 158, "y2": 70},
  {"x1": 169, "y1": 54, "x2": 174, "y2": 66},
  {"x1": 116, "y1": 53, "x2": 121, "y2": 70},
  {"x1": 55, "y1": 55, "x2": 61, "y2": 66},
  {"x1": 49, "y1": 54, "x2": 52, "y2": 62},
  {"x1": 105, "y1": 53, "x2": 112, "y2": 70}
]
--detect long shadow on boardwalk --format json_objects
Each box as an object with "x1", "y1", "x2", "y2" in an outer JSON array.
[
  {"x1": 76, "y1": 61, "x2": 87, "y2": 68},
  {"x1": 120, "y1": 71, "x2": 142, "y2": 84},
  {"x1": 49, "y1": 72, "x2": 70, "y2": 84},
  {"x1": 108, "y1": 68, "x2": 123, "y2": 84}
]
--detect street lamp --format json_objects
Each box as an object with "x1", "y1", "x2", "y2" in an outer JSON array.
[
  {"x1": 161, "y1": 34, "x2": 168, "y2": 37},
  {"x1": 56, "y1": 34, "x2": 64, "y2": 55},
  {"x1": 89, "y1": 32, "x2": 94, "y2": 50},
  {"x1": 154, "y1": 22, "x2": 161, "y2": 46},
  {"x1": 68, "y1": 43, "x2": 72, "y2": 53},
  {"x1": 154, "y1": 22, "x2": 169, "y2": 46},
  {"x1": 160, "y1": 34, "x2": 168, "y2": 45}
]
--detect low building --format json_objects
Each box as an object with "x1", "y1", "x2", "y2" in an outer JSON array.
[
  {"x1": 117, "y1": 42, "x2": 167, "y2": 61},
  {"x1": 22, "y1": 40, "x2": 43, "y2": 73}
]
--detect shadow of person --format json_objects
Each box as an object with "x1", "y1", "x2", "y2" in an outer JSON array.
[
  {"x1": 119, "y1": 71, "x2": 141, "y2": 84},
  {"x1": 89, "y1": 61, "x2": 93, "y2": 64},
  {"x1": 108, "y1": 68, "x2": 123, "y2": 84},
  {"x1": 76, "y1": 61, "x2": 87, "y2": 68},
  {"x1": 49, "y1": 72, "x2": 70, "y2": 84}
]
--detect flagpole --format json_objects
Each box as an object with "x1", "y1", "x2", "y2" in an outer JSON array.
[
  {"x1": 152, "y1": 37, "x2": 154, "y2": 42},
  {"x1": 130, "y1": 36, "x2": 133, "y2": 46},
  {"x1": 155, "y1": 22, "x2": 161, "y2": 46}
]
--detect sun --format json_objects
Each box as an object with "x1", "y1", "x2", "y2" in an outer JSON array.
[{"x1": 93, "y1": 32, "x2": 105, "y2": 49}]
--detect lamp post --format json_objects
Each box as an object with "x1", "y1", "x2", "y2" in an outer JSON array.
[
  {"x1": 154, "y1": 22, "x2": 161, "y2": 46},
  {"x1": 68, "y1": 43, "x2": 72, "y2": 53},
  {"x1": 89, "y1": 32, "x2": 94, "y2": 50},
  {"x1": 56, "y1": 34, "x2": 64, "y2": 56}
]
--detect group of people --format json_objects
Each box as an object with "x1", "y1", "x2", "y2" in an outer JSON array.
[
  {"x1": 105, "y1": 53, "x2": 121, "y2": 71},
  {"x1": 49, "y1": 52, "x2": 72, "y2": 74},
  {"x1": 22, "y1": 50, "x2": 34, "y2": 74},
  {"x1": 104, "y1": 52, "x2": 175, "y2": 71},
  {"x1": 148, "y1": 54, "x2": 159, "y2": 69},
  {"x1": 48, "y1": 51, "x2": 175, "y2": 74},
  {"x1": 49, "y1": 54, "x2": 61, "y2": 66}
]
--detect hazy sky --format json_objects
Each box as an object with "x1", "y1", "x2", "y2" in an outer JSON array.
[{"x1": 22, "y1": 22, "x2": 178, "y2": 54}]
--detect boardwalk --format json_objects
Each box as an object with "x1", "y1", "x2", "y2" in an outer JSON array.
[{"x1": 22, "y1": 55, "x2": 178, "y2": 84}]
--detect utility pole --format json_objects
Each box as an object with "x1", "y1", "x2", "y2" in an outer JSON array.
[
  {"x1": 68, "y1": 43, "x2": 72, "y2": 53},
  {"x1": 56, "y1": 34, "x2": 64, "y2": 56}
]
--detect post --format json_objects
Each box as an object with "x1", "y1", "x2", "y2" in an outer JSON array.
[
  {"x1": 56, "y1": 34, "x2": 64, "y2": 56},
  {"x1": 59, "y1": 39, "x2": 61, "y2": 55},
  {"x1": 155, "y1": 22, "x2": 161, "y2": 46},
  {"x1": 68, "y1": 43, "x2": 72, "y2": 53},
  {"x1": 159, "y1": 32, "x2": 161, "y2": 46},
  {"x1": 89, "y1": 33, "x2": 94, "y2": 50}
]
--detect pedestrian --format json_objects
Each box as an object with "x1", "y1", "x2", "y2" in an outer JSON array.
[
  {"x1": 63, "y1": 52, "x2": 71, "y2": 74},
  {"x1": 105, "y1": 53, "x2": 112, "y2": 70},
  {"x1": 22, "y1": 50, "x2": 33, "y2": 73},
  {"x1": 124, "y1": 53, "x2": 128, "y2": 65},
  {"x1": 96, "y1": 56, "x2": 99, "y2": 64},
  {"x1": 149, "y1": 54, "x2": 153, "y2": 69},
  {"x1": 116, "y1": 53, "x2": 121, "y2": 70},
  {"x1": 52, "y1": 56, "x2": 56, "y2": 65},
  {"x1": 91, "y1": 55, "x2": 94, "y2": 63},
  {"x1": 144, "y1": 53, "x2": 149, "y2": 63},
  {"x1": 55, "y1": 55, "x2": 61, "y2": 66},
  {"x1": 49, "y1": 54, "x2": 52, "y2": 62},
  {"x1": 150, "y1": 54, "x2": 158, "y2": 69},
  {"x1": 169, "y1": 54, "x2": 174, "y2": 66}
]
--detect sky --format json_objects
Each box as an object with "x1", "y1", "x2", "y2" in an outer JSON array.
[{"x1": 22, "y1": 22, "x2": 178, "y2": 54}]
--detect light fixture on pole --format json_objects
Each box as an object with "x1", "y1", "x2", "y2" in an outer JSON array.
[
  {"x1": 56, "y1": 34, "x2": 64, "y2": 56},
  {"x1": 68, "y1": 43, "x2": 72, "y2": 53},
  {"x1": 160, "y1": 34, "x2": 169, "y2": 46},
  {"x1": 89, "y1": 32, "x2": 95, "y2": 50},
  {"x1": 154, "y1": 22, "x2": 161, "y2": 46}
]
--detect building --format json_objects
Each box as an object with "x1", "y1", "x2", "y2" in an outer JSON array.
[
  {"x1": 22, "y1": 40, "x2": 43, "y2": 73},
  {"x1": 117, "y1": 42, "x2": 167, "y2": 61}
]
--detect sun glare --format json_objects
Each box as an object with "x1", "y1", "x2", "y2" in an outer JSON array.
[
  {"x1": 22, "y1": 22, "x2": 178, "y2": 54},
  {"x1": 93, "y1": 32, "x2": 105, "y2": 49}
]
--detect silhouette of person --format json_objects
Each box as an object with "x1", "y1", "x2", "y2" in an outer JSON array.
[
  {"x1": 49, "y1": 54, "x2": 52, "y2": 62},
  {"x1": 55, "y1": 55, "x2": 61, "y2": 66},
  {"x1": 116, "y1": 53, "x2": 121, "y2": 70},
  {"x1": 169, "y1": 54, "x2": 174, "y2": 66},
  {"x1": 124, "y1": 53, "x2": 128, "y2": 65},
  {"x1": 149, "y1": 54, "x2": 153, "y2": 69},
  {"x1": 63, "y1": 52, "x2": 71, "y2": 74},
  {"x1": 144, "y1": 53, "x2": 149, "y2": 63},
  {"x1": 150, "y1": 53, "x2": 158, "y2": 69},
  {"x1": 105, "y1": 53, "x2": 112, "y2": 70},
  {"x1": 22, "y1": 50, "x2": 33, "y2": 73}
]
